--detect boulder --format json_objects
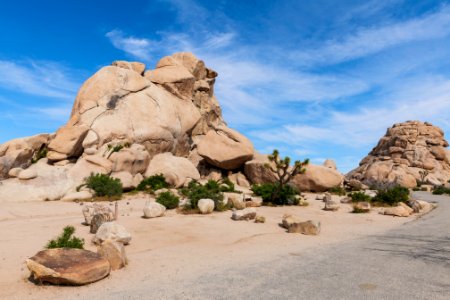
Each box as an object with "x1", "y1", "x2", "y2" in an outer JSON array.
[
  {"x1": 145, "y1": 152, "x2": 200, "y2": 188},
  {"x1": 97, "y1": 240, "x2": 127, "y2": 270},
  {"x1": 382, "y1": 205, "x2": 412, "y2": 217},
  {"x1": 93, "y1": 222, "x2": 131, "y2": 245},
  {"x1": 112, "y1": 60, "x2": 146, "y2": 75},
  {"x1": 0, "y1": 133, "x2": 51, "y2": 179},
  {"x1": 244, "y1": 154, "x2": 278, "y2": 184},
  {"x1": 231, "y1": 208, "x2": 257, "y2": 221},
  {"x1": 8, "y1": 167, "x2": 23, "y2": 177},
  {"x1": 245, "y1": 196, "x2": 263, "y2": 207},
  {"x1": 90, "y1": 212, "x2": 115, "y2": 234},
  {"x1": 47, "y1": 125, "x2": 89, "y2": 161},
  {"x1": 197, "y1": 126, "x2": 254, "y2": 170},
  {"x1": 291, "y1": 164, "x2": 344, "y2": 192},
  {"x1": 281, "y1": 214, "x2": 302, "y2": 229},
  {"x1": 347, "y1": 121, "x2": 450, "y2": 188},
  {"x1": 254, "y1": 215, "x2": 266, "y2": 223},
  {"x1": 323, "y1": 159, "x2": 337, "y2": 170},
  {"x1": 354, "y1": 201, "x2": 371, "y2": 212},
  {"x1": 287, "y1": 220, "x2": 321, "y2": 235},
  {"x1": 26, "y1": 248, "x2": 110, "y2": 285},
  {"x1": 228, "y1": 172, "x2": 251, "y2": 188},
  {"x1": 111, "y1": 171, "x2": 134, "y2": 190},
  {"x1": 18, "y1": 168, "x2": 37, "y2": 180},
  {"x1": 198, "y1": 198, "x2": 214, "y2": 214},
  {"x1": 62, "y1": 191, "x2": 93, "y2": 202},
  {"x1": 324, "y1": 199, "x2": 340, "y2": 211},
  {"x1": 224, "y1": 192, "x2": 245, "y2": 209},
  {"x1": 143, "y1": 201, "x2": 166, "y2": 218},
  {"x1": 82, "y1": 204, "x2": 114, "y2": 226},
  {"x1": 109, "y1": 144, "x2": 150, "y2": 175}
]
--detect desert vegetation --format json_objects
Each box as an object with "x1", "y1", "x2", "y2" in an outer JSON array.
[{"x1": 46, "y1": 226, "x2": 84, "y2": 249}]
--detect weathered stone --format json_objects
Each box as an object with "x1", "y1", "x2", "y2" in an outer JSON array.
[
  {"x1": 97, "y1": 240, "x2": 127, "y2": 270},
  {"x1": 324, "y1": 199, "x2": 340, "y2": 211},
  {"x1": 282, "y1": 214, "x2": 302, "y2": 229},
  {"x1": 90, "y1": 212, "x2": 115, "y2": 234},
  {"x1": 225, "y1": 192, "x2": 246, "y2": 209},
  {"x1": 254, "y1": 215, "x2": 266, "y2": 223},
  {"x1": 18, "y1": 168, "x2": 38, "y2": 180},
  {"x1": 244, "y1": 153, "x2": 278, "y2": 184},
  {"x1": 354, "y1": 201, "x2": 371, "y2": 212},
  {"x1": 82, "y1": 204, "x2": 114, "y2": 226},
  {"x1": 287, "y1": 220, "x2": 321, "y2": 235},
  {"x1": 26, "y1": 248, "x2": 110, "y2": 285},
  {"x1": 323, "y1": 159, "x2": 337, "y2": 170},
  {"x1": 197, "y1": 126, "x2": 254, "y2": 170},
  {"x1": 143, "y1": 201, "x2": 166, "y2": 218},
  {"x1": 198, "y1": 198, "x2": 214, "y2": 214},
  {"x1": 93, "y1": 222, "x2": 131, "y2": 245},
  {"x1": 8, "y1": 167, "x2": 23, "y2": 177},
  {"x1": 231, "y1": 207, "x2": 257, "y2": 221},
  {"x1": 291, "y1": 164, "x2": 344, "y2": 192}
]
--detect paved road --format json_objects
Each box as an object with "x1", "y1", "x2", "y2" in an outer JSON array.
[{"x1": 150, "y1": 192, "x2": 450, "y2": 299}]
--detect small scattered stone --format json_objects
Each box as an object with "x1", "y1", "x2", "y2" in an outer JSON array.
[
  {"x1": 93, "y1": 222, "x2": 131, "y2": 245},
  {"x1": 288, "y1": 220, "x2": 321, "y2": 235},
  {"x1": 231, "y1": 208, "x2": 257, "y2": 221},
  {"x1": 97, "y1": 240, "x2": 127, "y2": 270},
  {"x1": 198, "y1": 199, "x2": 215, "y2": 214},
  {"x1": 254, "y1": 215, "x2": 266, "y2": 223},
  {"x1": 143, "y1": 201, "x2": 166, "y2": 218}
]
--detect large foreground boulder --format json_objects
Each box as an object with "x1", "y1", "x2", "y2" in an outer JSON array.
[
  {"x1": 244, "y1": 154, "x2": 277, "y2": 184},
  {"x1": 347, "y1": 121, "x2": 450, "y2": 188},
  {"x1": 290, "y1": 164, "x2": 344, "y2": 192},
  {"x1": 26, "y1": 248, "x2": 110, "y2": 285}
]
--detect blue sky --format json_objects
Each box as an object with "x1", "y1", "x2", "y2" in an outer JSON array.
[{"x1": 1, "y1": 0, "x2": 450, "y2": 172}]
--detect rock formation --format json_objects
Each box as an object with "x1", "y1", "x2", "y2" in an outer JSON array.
[
  {"x1": 0, "y1": 53, "x2": 258, "y2": 201},
  {"x1": 347, "y1": 121, "x2": 450, "y2": 188}
]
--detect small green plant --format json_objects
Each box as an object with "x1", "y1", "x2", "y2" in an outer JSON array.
[
  {"x1": 31, "y1": 146, "x2": 48, "y2": 164},
  {"x1": 373, "y1": 186, "x2": 409, "y2": 206},
  {"x1": 156, "y1": 191, "x2": 180, "y2": 209},
  {"x1": 79, "y1": 173, "x2": 122, "y2": 198},
  {"x1": 432, "y1": 185, "x2": 450, "y2": 195},
  {"x1": 251, "y1": 183, "x2": 298, "y2": 206},
  {"x1": 349, "y1": 192, "x2": 372, "y2": 203},
  {"x1": 180, "y1": 180, "x2": 225, "y2": 211},
  {"x1": 137, "y1": 174, "x2": 170, "y2": 192},
  {"x1": 46, "y1": 226, "x2": 84, "y2": 249},
  {"x1": 328, "y1": 186, "x2": 346, "y2": 196}
]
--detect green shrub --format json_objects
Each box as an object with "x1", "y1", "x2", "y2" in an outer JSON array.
[
  {"x1": 349, "y1": 192, "x2": 372, "y2": 203},
  {"x1": 80, "y1": 173, "x2": 123, "y2": 197},
  {"x1": 251, "y1": 183, "x2": 298, "y2": 206},
  {"x1": 46, "y1": 226, "x2": 84, "y2": 249},
  {"x1": 220, "y1": 177, "x2": 237, "y2": 193},
  {"x1": 373, "y1": 186, "x2": 409, "y2": 206},
  {"x1": 31, "y1": 146, "x2": 48, "y2": 164},
  {"x1": 180, "y1": 180, "x2": 224, "y2": 210},
  {"x1": 352, "y1": 205, "x2": 370, "y2": 214},
  {"x1": 432, "y1": 185, "x2": 450, "y2": 195},
  {"x1": 137, "y1": 174, "x2": 169, "y2": 192},
  {"x1": 156, "y1": 191, "x2": 180, "y2": 209},
  {"x1": 328, "y1": 186, "x2": 346, "y2": 196}
]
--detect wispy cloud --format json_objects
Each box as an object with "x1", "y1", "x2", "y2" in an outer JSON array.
[
  {"x1": 295, "y1": 5, "x2": 450, "y2": 65},
  {"x1": 106, "y1": 29, "x2": 152, "y2": 61},
  {"x1": 0, "y1": 60, "x2": 79, "y2": 99}
]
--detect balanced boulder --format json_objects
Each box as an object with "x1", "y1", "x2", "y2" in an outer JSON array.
[{"x1": 290, "y1": 164, "x2": 344, "y2": 192}]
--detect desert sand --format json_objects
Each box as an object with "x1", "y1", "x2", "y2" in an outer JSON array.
[{"x1": 0, "y1": 193, "x2": 414, "y2": 300}]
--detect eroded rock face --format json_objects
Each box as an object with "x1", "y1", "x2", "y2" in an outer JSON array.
[
  {"x1": 347, "y1": 121, "x2": 450, "y2": 188},
  {"x1": 26, "y1": 248, "x2": 110, "y2": 285}
]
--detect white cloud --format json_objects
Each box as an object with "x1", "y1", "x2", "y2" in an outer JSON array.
[
  {"x1": 106, "y1": 29, "x2": 152, "y2": 61},
  {"x1": 0, "y1": 60, "x2": 79, "y2": 99},
  {"x1": 295, "y1": 5, "x2": 450, "y2": 65}
]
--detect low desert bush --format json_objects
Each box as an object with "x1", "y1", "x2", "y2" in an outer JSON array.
[
  {"x1": 251, "y1": 183, "x2": 298, "y2": 206},
  {"x1": 80, "y1": 173, "x2": 122, "y2": 198},
  {"x1": 156, "y1": 191, "x2": 180, "y2": 209},
  {"x1": 180, "y1": 180, "x2": 225, "y2": 210},
  {"x1": 349, "y1": 192, "x2": 372, "y2": 203},
  {"x1": 46, "y1": 226, "x2": 84, "y2": 249},
  {"x1": 373, "y1": 186, "x2": 409, "y2": 206},
  {"x1": 432, "y1": 185, "x2": 450, "y2": 195},
  {"x1": 31, "y1": 146, "x2": 48, "y2": 164},
  {"x1": 137, "y1": 174, "x2": 169, "y2": 192},
  {"x1": 328, "y1": 186, "x2": 346, "y2": 196}
]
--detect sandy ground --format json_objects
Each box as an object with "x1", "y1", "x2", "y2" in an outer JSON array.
[{"x1": 0, "y1": 193, "x2": 415, "y2": 299}]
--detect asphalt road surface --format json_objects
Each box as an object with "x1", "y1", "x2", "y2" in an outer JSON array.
[{"x1": 141, "y1": 191, "x2": 449, "y2": 300}]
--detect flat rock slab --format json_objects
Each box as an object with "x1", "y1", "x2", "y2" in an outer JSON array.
[{"x1": 26, "y1": 248, "x2": 110, "y2": 285}]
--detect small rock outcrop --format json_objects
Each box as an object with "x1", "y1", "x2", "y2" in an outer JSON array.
[
  {"x1": 143, "y1": 201, "x2": 166, "y2": 218},
  {"x1": 93, "y1": 222, "x2": 131, "y2": 245},
  {"x1": 26, "y1": 248, "x2": 110, "y2": 285},
  {"x1": 198, "y1": 198, "x2": 214, "y2": 214},
  {"x1": 347, "y1": 121, "x2": 450, "y2": 188}
]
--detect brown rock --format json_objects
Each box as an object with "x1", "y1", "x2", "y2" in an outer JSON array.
[
  {"x1": 290, "y1": 164, "x2": 344, "y2": 192},
  {"x1": 197, "y1": 126, "x2": 254, "y2": 170},
  {"x1": 287, "y1": 220, "x2": 321, "y2": 235},
  {"x1": 97, "y1": 240, "x2": 127, "y2": 270},
  {"x1": 47, "y1": 124, "x2": 89, "y2": 160},
  {"x1": 244, "y1": 153, "x2": 278, "y2": 184},
  {"x1": 26, "y1": 248, "x2": 110, "y2": 285}
]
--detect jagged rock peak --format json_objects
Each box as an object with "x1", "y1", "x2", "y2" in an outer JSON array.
[{"x1": 347, "y1": 120, "x2": 450, "y2": 188}]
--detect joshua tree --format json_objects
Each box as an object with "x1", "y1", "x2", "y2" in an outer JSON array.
[
  {"x1": 418, "y1": 170, "x2": 429, "y2": 186},
  {"x1": 265, "y1": 149, "x2": 309, "y2": 201}
]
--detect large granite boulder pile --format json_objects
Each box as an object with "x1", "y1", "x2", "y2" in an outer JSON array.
[
  {"x1": 347, "y1": 121, "x2": 450, "y2": 188},
  {"x1": 0, "y1": 53, "x2": 259, "y2": 201}
]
